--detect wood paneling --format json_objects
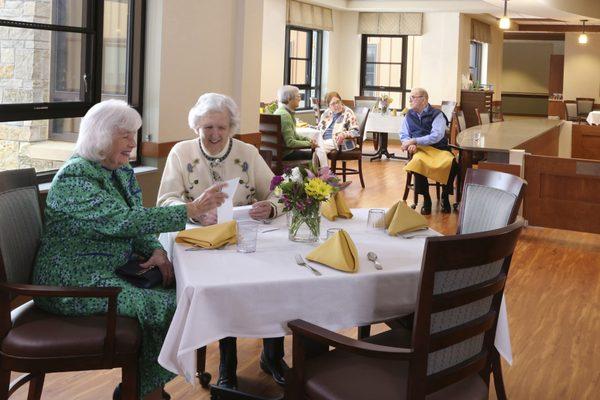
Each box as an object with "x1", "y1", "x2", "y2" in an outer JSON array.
[
  {"x1": 547, "y1": 100, "x2": 566, "y2": 120},
  {"x1": 518, "y1": 24, "x2": 600, "y2": 32},
  {"x1": 572, "y1": 124, "x2": 600, "y2": 160},
  {"x1": 9, "y1": 143, "x2": 600, "y2": 400},
  {"x1": 140, "y1": 141, "x2": 179, "y2": 158},
  {"x1": 548, "y1": 55, "x2": 564, "y2": 96},
  {"x1": 524, "y1": 154, "x2": 600, "y2": 233},
  {"x1": 503, "y1": 32, "x2": 565, "y2": 41},
  {"x1": 515, "y1": 125, "x2": 559, "y2": 156}
]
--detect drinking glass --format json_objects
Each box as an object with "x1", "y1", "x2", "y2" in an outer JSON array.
[
  {"x1": 326, "y1": 228, "x2": 342, "y2": 240},
  {"x1": 367, "y1": 209, "x2": 385, "y2": 230},
  {"x1": 236, "y1": 220, "x2": 259, "y2": 253}
]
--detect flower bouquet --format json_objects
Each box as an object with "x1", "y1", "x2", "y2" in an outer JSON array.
[
  {"x1": 270, "y1": 165, "x2": 342, "y2": 242},
  {"x1": 379, "y1": 94, "x2": 393, "y2": 114}
]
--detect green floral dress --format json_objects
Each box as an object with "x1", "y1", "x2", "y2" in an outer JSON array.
[{"x1": 32, "y1": 156, "x2": 187, "y2": 398}]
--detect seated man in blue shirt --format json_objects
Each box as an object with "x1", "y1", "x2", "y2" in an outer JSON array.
[{"x1": 399, "y1": 88, "x2": 458, "y2": 215}]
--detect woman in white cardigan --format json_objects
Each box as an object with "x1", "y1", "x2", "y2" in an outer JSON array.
[{"x1": 157, "y1": 93, "x2": 287, "y2": 390}]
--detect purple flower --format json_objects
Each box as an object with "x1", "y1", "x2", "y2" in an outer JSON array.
[
  {"x1": 306, "y1": 169, "x2": 315, "y2": 179},
  {"x1": 270, "y1": 175, "x2": 284, "y2": 191}
]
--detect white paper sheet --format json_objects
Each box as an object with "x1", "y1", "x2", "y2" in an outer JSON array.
[
  {"x1": 217, "y1": 177, "x2": 239, "y2": 223},
  {"x1": 233, "y1": 205, "x2": 253, "y2": 221}
]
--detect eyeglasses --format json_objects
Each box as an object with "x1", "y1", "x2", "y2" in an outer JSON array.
[
  {"x1": 409, "y1": 95, "x2": 424, "y2": 100},
  {"x1": 329, "y1": 100, "x2": 341, "y2": 106}
]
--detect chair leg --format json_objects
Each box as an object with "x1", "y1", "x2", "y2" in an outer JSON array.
[
  {"x1": 358, "y1": 157, "x2": 365, "y2": 188},
  {"x1": 121, "y1": 361, "x2": 139, "y2": 400},
  {"x1": 330, "y1": 158, "x2": 337, "y2": 175},
  {"x1": 357, "y1": 325, "x2": 371, "y2": 339},
  {"x1": 435, "y1": 182, "x2": 441, "y2": 201},
  {"x1": 342, "y1": 162, "x2": 347, "y2": 182},
  {"x1": 413, "y1": 184, "x2": 418, "y2": 208},
  {"x1": 403, "y1": 172, "x2": 412, "y2": 201},
  {"x1": 0, "y1": 369, "x2": 10, "y2": 400},
  {"x1": 26, "y1": 374, "x2": 44, "y2": 400},
  {"x1": 492, "y1": 351, "x2": 508, "y2": 400}
]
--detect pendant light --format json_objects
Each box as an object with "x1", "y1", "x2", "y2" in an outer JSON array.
[
  {"x1": 578, "y1": 20, "x2": 588, "y2": 44},
  {"x1": 499, "y1": 0, "x2": 510, "y2": 30}
]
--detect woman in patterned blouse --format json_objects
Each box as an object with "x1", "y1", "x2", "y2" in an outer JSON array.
[
  {"x1": 157, "y1": 93, "x2": 287, "y2": 390},
  {"x1": 32, "y1": 99, "x2": 227, "y2": 400}
]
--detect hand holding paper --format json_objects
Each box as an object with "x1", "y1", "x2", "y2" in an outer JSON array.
[{"x1": 217, "y1": 177, "x2": 240, "y2": 223}]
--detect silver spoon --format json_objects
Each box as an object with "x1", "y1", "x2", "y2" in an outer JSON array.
[{"x1": 367, "y1": 252, "x2": 383, "y2": 270}]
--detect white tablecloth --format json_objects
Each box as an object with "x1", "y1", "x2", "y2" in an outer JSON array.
[
  {"x1": 364, "y1": 113, "x2": 404, "y2": 138},
  {"x1": 296, "y1": 127, "x2": 319, "y2": 139},
  {"x1": 586, "y1": 111, "x2": 600, "y2": 125},
  {"x1": 158, "y1": 209, "x2": 512, "y2": 381}
]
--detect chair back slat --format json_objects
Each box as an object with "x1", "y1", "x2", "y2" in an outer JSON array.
[
  {"x1": 456, "y1": 111, "x2": 467, "y2": 133},
  {"x1": 409, "y1": 220, "x2": 523, "y2": 396},
  {"x1": 0, "y1": 169, "x2": 42, "y2": 286},
  {"x1": 354, "y1": 96, "x2": 378, "y2": 110},
  {"x1": 457, "y1": 168, "x2": 527, "y2": 234},
  {"x1": 259, "y1": 114, "x2": 284, "y2": 173},
  {"x1": 352, "y1": 107, "x2": 370, "y2": 147}
]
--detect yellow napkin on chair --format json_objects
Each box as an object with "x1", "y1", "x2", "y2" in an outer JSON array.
[
  {"x1": 380, "y1": 201, "x2": 428, "y2": 236},
  {"x1": 306, "y1": 230, "x2": 359, "y2": 273},
  {"x1": 321, "y1": 192, "x2": 353, "y2": 221},
  {"x1": 175, "y1": 221, "x2": 237, "y2": 249},
  {"x1": 404, "y1": 145, "x2": 455, "y2": 184}
]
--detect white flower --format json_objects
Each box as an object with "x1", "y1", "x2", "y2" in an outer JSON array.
[{"x1": 291, "y1": 167, "x2": 303, "y2": 183}]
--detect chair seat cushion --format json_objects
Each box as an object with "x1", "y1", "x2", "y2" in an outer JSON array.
[
  {"x1": 304, "y1": 345, "x2": 488, "y2": 400},
  {"x1": 327, "y1": 149, "x2": 361, "y2": 160},
  {"x1": 1, "y1": 302, "x2": 140, "y2": 358}
]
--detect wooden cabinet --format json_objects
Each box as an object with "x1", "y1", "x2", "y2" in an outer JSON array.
[{"x1": 460, "y1": 90, "x2": 493, "y2": 128}]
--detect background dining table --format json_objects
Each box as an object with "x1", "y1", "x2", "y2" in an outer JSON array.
[{"x1": 157, "y1": 209, "x2": 512, "y2": 382}]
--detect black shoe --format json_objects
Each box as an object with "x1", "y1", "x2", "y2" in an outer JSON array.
[
  {"x1": 441, "y1": 194, "x2": 451, "y2": 214},
  {"x1": 259, "y1": 351, "x2": 289, "y2": 386},
  {"x1": 420, "y1": 195, "x2": 432, "y2": 215},
  {"x1": 113, "y1": 384, "x2": 170, "y2": 400},
  {"x1": 217, "y1": 337, "x2": 238, "y2": 390}
]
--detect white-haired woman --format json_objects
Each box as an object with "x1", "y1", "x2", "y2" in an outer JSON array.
[
  {"x1": 32, "y1": 99, "x2": 227, "y2": 400},
  {"x1": 273, "y1": 85, "x2": 315, "y2": 161},
  {"x1": 157, "y1": 93, "x2": 287, "y2": 389}
]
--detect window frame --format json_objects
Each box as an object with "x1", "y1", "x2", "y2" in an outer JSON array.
[
  {"x1": 284, "y1": 25, "x2": 323, "y2": 111},
  {"x1": 0, "y1": 0, "x2": 146, "y2": 182},
  {"x1": 359, "y1": 34, "x2": 409, "y2": 109},
  {"x1": 469, "y1": 40, "x2": 483, "y2": 84}
]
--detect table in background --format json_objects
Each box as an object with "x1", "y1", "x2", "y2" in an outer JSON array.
[
  {"x1": 158, "y1": 209, "x2": 512, "y2": 383},
  {"x1": 587, "y1": 111, "x2": 600, "y2": 125},
  {"x1": 363, "y1": 113, "x2": 406, "y2": 161}
]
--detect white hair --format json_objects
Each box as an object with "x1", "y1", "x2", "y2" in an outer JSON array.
[
  {"x1": 277, "y1": 85, "x2": 299, "y2": 104},
  {"x1": 188, "y1": 93, "x2": 240, "y2": 134},
  {"x1": 411, "y1": 87, "x2": 429, "y2": 100},
  {"x1": 75, "y1": 99, "x2": 142, "y2": 162}
]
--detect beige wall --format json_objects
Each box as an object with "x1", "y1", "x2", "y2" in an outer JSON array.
[
  {"x1": 327, "y1": 10, "x2": 361, "y2": 100},
  {"x1": 502, "y1": 41, "x2": 555, "y2": 94},
  {"x1": 563, "y1": 33, "x2": 600, "y2": 103},
  {"x1": 144, "y1": 0, "x2": 263, "y2": 144},
  {"x1": 260, "y1": 0, "x2": 286, "y2": 102}
]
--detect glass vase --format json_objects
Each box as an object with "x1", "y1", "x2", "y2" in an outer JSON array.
[{"x1": 288, "y1": 205, "x2": 321, "y2": 243}]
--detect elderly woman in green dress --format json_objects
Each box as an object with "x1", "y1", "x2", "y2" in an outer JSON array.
[
  {"x1": 157, "y1": 93, "x2": 287, "y2": 390},
  {"x1": 32, "y1": 100, "x2": 227, "y2": 400}
]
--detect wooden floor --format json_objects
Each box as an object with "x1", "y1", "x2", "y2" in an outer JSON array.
[{"x1": 12, "y1": 142, "x2": 599, "y2": 399}]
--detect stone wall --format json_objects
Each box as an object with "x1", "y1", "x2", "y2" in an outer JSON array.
[{"x1": 0, "y1": 0, "x2": 54, "y2": 171}]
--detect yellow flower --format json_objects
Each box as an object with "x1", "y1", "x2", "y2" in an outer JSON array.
[{"x1": 304, "y1": 178, "x2": 332, "y2": 201}]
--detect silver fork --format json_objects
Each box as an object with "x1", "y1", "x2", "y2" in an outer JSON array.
[{"x1": 294, "y1": 254, "x2": 322, "y2": 276}]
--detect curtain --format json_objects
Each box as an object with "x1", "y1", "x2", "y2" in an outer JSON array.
[
  {"x1": 358, "y1": 12, "x2": 423, "y2": 35},
  {"x1": 287, "y1": 0, "x2": 333, "y2": 31}
]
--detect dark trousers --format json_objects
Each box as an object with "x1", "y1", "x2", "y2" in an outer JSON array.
[
  {"x1": 283, "y1": 149, "x2": 312, "y2": 161},
  {"x1": 413, "y1": 159, "x2": 459, "y2": 197},
  {"x1": 219, "y1": 336, "x2": 284, "y2": 364}
]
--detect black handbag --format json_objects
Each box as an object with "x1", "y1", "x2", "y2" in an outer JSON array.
[{"x1": 116, "y1": 260, "x2": 163, "y2": 289}]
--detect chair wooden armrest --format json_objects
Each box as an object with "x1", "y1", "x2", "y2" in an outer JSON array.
[
  {"x1": 288, "y1": 319, "x2": 414, "y2": 360},
  {"x1": 0, "y1": 283, "x2": 122, "y2": 357}
]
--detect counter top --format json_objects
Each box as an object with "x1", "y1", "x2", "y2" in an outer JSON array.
[{"x1": 456, "y1": 119, "x2": 562, "y2": 152}]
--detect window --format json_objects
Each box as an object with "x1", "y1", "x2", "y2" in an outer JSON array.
[
  {"x1": 0, "y1": 0, "x2": 145, "y2": 178},
  {"x1": 284, "y1": 26, "x2": 322, "y2": 110},
  {"x1": 360, "y1": 35, "x2": 409, "y2": 109},
  {"x1": 469, "y1": 41, "x2": 483, "y2": 84}
]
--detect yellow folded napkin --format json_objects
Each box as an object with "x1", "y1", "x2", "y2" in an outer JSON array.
[
  {"x1": 296, "y1": 120, "x2": 309, "y2": 128},
  {"x1": 321, "y1": 192, "x2": 353, "y2": 221},
  {"x1": 404, "y1": 145, "x2": 455, "y2": 184},
  {"x1": 381, "y1": 201, "x2": 428, "y2": 236},
  {"x1": 306, "y1": 229, "x2": 359, "y2": 273},
  {"x1": 175, "y1": 221, "x2": 237, "y2": 249}
]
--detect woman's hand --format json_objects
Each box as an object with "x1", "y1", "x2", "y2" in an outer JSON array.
[
  {"x1": 139, "y1": 249, "x2": 174, "y2": 287},
  {"x1": 197, "y1": 209, "x2": 218, "y2": 226},
  {"x1": 335, "y1": 134, "x2": 345, "y2": 145},
  {"x1": 187, "y1": 182, "x2": 228, "y2": 220},
  {"x1": 249, "y1": 200, "x2": 273, "y2": 220}
]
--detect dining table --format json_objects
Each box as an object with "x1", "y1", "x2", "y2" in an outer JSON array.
[
  {"x1": 586, "y1": 110, "x2": 600, "y2": 125},
  {"x1": 363, "y1": 112, "x2": 407, "y2": 161},
  {"x1": 157, "y1": 208, "x2": 513, "y2": 386}
]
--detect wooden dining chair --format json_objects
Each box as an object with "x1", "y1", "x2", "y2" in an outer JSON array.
[
  {"x1": 0, "y1": 169, "x2": 141, "y2": 400},
  {"x1": 327, "y1": 107, "x2": 369, "y2": 188},
  {"x1": 440, "y1": 100, "x2": 457, "y2": 125},
  {"x1": 564, "y1": 102, "x2": 580, "y2": 123},
  {"x1": 286, "y1": 220, "x2": 524, "y2": 400},
  {"x1": 576, "y1": 97, "x2": 595, "y2": 120},
  {"x1": 259, "y1": 114, "x2": 312, "y2": 174},
  {"x1": 475, "y1": 108, "x2": 491, "y2": 125}
]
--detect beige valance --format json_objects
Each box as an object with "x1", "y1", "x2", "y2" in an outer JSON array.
[
  {"x1": 358, "y1": 12, "x2": 423, "y2": 35},
  {"x1": 287, "y1": 0, "x2": 333, "y2": 32},
  {"x1": 471, "y1": 19, "x2": 492, "y2": 43}
]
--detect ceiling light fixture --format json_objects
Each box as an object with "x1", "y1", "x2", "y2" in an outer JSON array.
[
  {"x1": 499, "y1": 0, "x2": 510, "y2": 30},
  {"x1": 578, "y1": 20, "x2": 588, "y2": 44}
]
